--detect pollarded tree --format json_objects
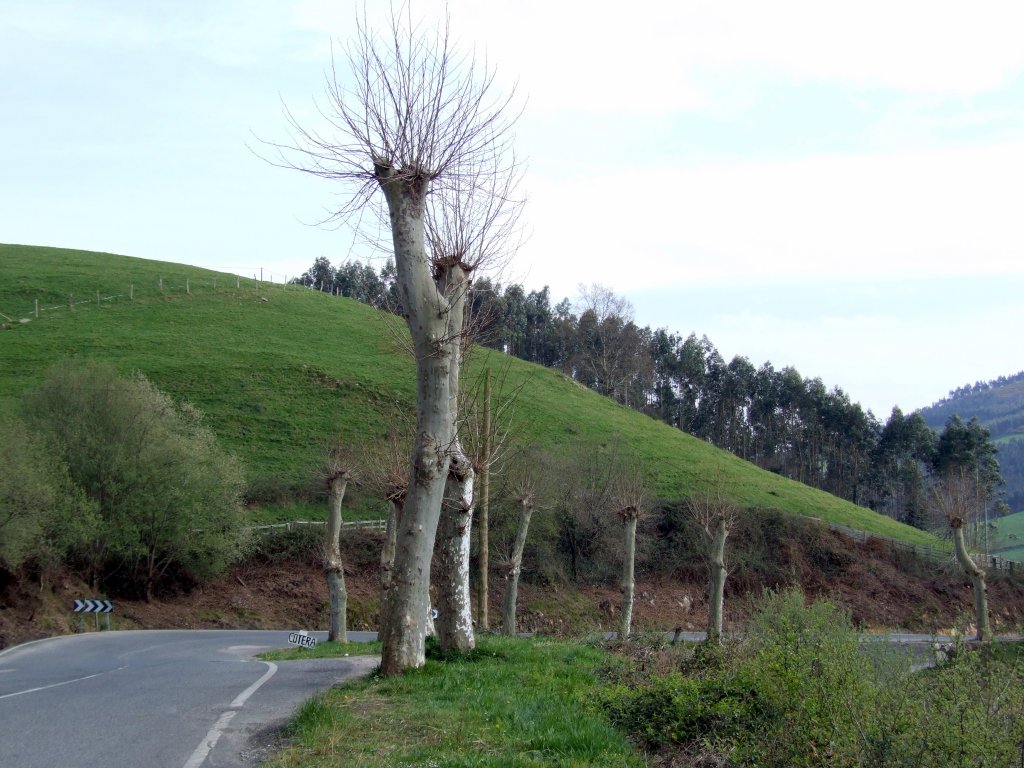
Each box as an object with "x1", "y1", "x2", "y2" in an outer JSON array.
[
  {"x1": 685, "y1": 490, "x2": 738, "y2": 644},
  {"x1": 270, "y1": 9, "x2": 522, "y2": 672},
  {"x1": 613, "y1": 466, "x2": 647, "y2": 641},
  {"x1": 931, "y1": 468, "x2": 992, "y2": 642},
  {"x1": 322, "y1": 445, "x2": 353, "y2": 643}
]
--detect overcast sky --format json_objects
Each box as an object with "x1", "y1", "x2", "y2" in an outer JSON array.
[{"x1": 3, "y1": 1, "x2": 1023, "y2": 417}]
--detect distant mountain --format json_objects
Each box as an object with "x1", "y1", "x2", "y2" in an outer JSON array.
[{"x1": 918, "y1": 372, "x2": 1024, "y2": 513}]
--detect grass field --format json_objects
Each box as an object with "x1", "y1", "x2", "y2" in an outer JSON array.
[
  {"x1": 992, "y1": 510, "x2": 1024, "y2": 562},
  {"x1": 0, "y1": 243, "x2": 941, "y2": 546},
  {"x1": 261, "y1": 636, "x2": 643, "y2": 768}
]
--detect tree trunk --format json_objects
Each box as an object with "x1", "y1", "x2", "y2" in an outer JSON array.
[
  {"x1": 952, "y1": 524, "x2": 991, "y2": 642},
  {"x1": 434, "y1": 263, "x2": 475, "y2": 654},
  {"x1": 502, "y1": 497, "x2": 533, "y2": 635},
  {"x1": 707, "y1": 516, "x2": 728, "y2": 644},
  {"x1": 620, "y1": 515, "x2": 637, "y2": 640},
  {"x1": 376, "y1": 166, "x2": 458, "y2": 674},
  {"x1": 478, "y1": 368, "x2": 491, "y2": 630},
  {"x1": 325, "y1": 474, "x2": 349, "y2": 643},
  {"x1": 435, "y1": 445, "x2": 476, "y2": 652},
  {"x1": 379, "y1": 497, "x2": 400, "y2": 635}
]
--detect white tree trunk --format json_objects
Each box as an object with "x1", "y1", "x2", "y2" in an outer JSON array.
[
  {"x1": 436, "y1": 447, "x2": 475, "y2": 652},
  {"x1": 502, "y1": 497, "x2": 534, "y2": 635},
  {"x1": 620, "y1": 516, "x2": 637, "y2": 640},
  {"x1": 434, "y1": 267, "x2": 475, "y2": 653},
  {"x1": 377, "y1": 168, "x2": 456, "y2": 674},
  {"x1": 707, "y1": 516, "x2": 728, "y2": 644},
  {"x1": 952, "y1": 524, "x2": 991, "y2": 642},
  {"x1": 325, "y1": 474, "x2": 348, "y2": 643}
]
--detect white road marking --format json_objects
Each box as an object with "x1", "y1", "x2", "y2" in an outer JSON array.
[
  {"x1": 182, "y1": 661, "x2": 277, "y2": 768},
  {"x1": 0, "y1": 666, "x2": 126, "y2": 700},
  {"x1": 230, "y1": 661, "x2": 276, "y2": 708},
  {"x1": 182, "y1": 710, "x2": 236, "y2": 768}
]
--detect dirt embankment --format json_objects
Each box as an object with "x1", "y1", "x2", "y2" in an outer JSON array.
[{"x1": 3, "y1": 528, "x2": 1023, "y2": 649}]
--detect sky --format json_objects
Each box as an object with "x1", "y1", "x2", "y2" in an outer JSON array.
[{"x1": 2, "y1": 0, "x2": 1023, "y2": 417}]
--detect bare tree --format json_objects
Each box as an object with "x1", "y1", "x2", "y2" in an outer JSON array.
[
  {"x1": 613, "y1": 467, "x2": 646, "y2": 641},
  {"x1": 931, "y1": 468, "x2": 992, "y2": 642},
  {"x1": 500, "y1": 475, "x2": 536, "y2": 635},
  {"x1": 685, "y1": 490, "x2": 738, "y2": 644},
  {"x1": 359, "y1": 428, "x2": 410, "y2": 636},
  {"x1": 322, "y1": 446, "x2": 353, "y2": 643},
  {"x1": 269, "y1": 8, "x2": 522, "y2": 673},
  {"x1": 460, "y1": 360, "x2": 522, "y2": 630}
]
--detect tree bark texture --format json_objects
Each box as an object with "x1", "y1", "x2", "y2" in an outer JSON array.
[
  {"x1": 952, "y1": 524, "x2": 991, "y2": 642},
  {"x1": 502, "y1": 496, "x2": 533, "y2": 635},
  {"x1": 620, "y1": 515, "x2": 637, "y2": 640},
  {"x1": 325, "y1": 474, "x2": 349, "y2": 643},
  {"x1": 434, "y1": 266, "x2": 475, "y2": 654},
  {"x1": 378, "y1": 498, "x2": 401, "y2": 635},
  {"x1": 436, "y1": 446, "x2": 475, "y2": 652},
  {"x1": 707, "y1": 516, "x2": 728, "y2": 644},
  {"x1": 478, "y1": 368, "x2": 491, "y2": 630},
  {"x1": 377, "y1": 168, "x2": 457, "y2": 674}
]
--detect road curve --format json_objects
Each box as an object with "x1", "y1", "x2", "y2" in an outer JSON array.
[{"x1": 0, "y1": 629, "x2": 378, "y2": 768}]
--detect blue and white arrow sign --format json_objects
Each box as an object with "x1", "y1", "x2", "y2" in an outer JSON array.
[{"x1": 72, "y1": 599, "x2": 113, "y2": 613}]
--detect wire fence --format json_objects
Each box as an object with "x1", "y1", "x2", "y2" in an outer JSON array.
[
  {"x1": 245, "y1": 519, "x2": 386, "y2": 533},
  {"x1": 827, "y1": 522, "x2": 1018, "y2": 573},
  {"x1": 0, "y1": 273, "x2": 308, "y2": 325}
]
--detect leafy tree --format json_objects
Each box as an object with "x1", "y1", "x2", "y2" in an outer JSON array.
[
  {"x1": 22, "y1": 361, "x2": 248, "y2": 599},
  {"x1": 0, "y1": 415, "x2": 97, "y2": 578}
]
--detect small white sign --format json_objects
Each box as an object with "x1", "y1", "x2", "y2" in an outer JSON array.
[{"x1": 287, "y1": 631, "x2": 317, "y2": 649}]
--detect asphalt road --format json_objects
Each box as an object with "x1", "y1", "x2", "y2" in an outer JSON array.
[{"x1": 0, "y1": 629, "x2": 378, "y2": 768}]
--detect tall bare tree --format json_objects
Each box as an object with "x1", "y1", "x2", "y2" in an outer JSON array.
[
  {"x1": 322, "y1": 447, "x2": 353, "y2": 643},
  {"x1": 685, "y1": 490, "x2": 738, "y2": 644},
  {"x1": 269, "y1": 9, "x2": 522, "y2": 673},
  {"x1": 931, "y1": 468, "x2": 992, "y2": 642}
]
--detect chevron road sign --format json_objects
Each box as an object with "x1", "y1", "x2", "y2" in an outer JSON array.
[
  {"x1": 287, "y1": 631, "x2": 317, "y2": 649},
  {"x1": 72, "y1": 599, "x2": 114, "y2": 613}
]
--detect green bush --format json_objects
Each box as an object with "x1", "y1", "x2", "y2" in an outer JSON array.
[
  {"x1": 21, "y1": 360, "x2": 248, "y2": 597},
  {"x1": 600, "y1": 589, "x2": 1024, "y2": 767}
]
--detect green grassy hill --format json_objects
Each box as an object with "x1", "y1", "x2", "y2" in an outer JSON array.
[
  {"x1": 0, "y1": 244, "x2": 939, "y2": 546},
  {"x1": 992, "y1": 510, "x2": 1024, "y2": 562}
]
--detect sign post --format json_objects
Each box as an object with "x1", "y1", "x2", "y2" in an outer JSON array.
[
  {"x1": 72, "y1": 599, "x2": 114, "y2": 630},
  {"x1": 287, "y1": 631, "x2": 317, "y2": 650}
]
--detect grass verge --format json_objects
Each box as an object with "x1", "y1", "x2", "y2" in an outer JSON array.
[{"x1": 263, "y1": 635, "x2": 643, "y2": 768}]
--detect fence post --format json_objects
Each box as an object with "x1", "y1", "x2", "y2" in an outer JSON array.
[
  {"x1": 69, "y1": 293, "x2": 74, "y2": 311},
  {"x1": 186, "y1": 278, "x2": 190, "y2": 295},
  {"x1": 236, "y1": 276, "x2": 240, "y2": 289},
  {"x1": 34, "y1": 298, "x2": 39, "y2": 318},
  {"x1": 159, "y1": 278, "x2": 163, "y2": 294},
  {"x1": 213, "y1": 278, "x2": 217, "y2": 290},
  {"x1": 130, "y1": 283, "x2": 134, "y2": 301},
  {"x1": 96, "y1": 290, "x2": 100, "y2": 306}
]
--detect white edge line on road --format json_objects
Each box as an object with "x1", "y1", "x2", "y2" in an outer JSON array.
[
  {"x1": 0, "y1": 666, "x2": 126, "y2": 700},
  {"x1": 230, "y1": 661, "x2": 277, "y2": 708},
  {"x1": 181, "y1": 661, "x2": 277, "y2": 768},
  {"x1": 182, "y1": 710, "x2": 237, "y2": 768}
]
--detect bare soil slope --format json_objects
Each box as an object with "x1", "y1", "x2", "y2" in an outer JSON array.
[{"x1": 4, "y1": 528, "x2": 1022, "y2": 650}]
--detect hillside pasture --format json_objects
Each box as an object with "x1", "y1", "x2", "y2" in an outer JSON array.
[{"x1": 0, "y1": 244, "x2": 940, "y2": 547}]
